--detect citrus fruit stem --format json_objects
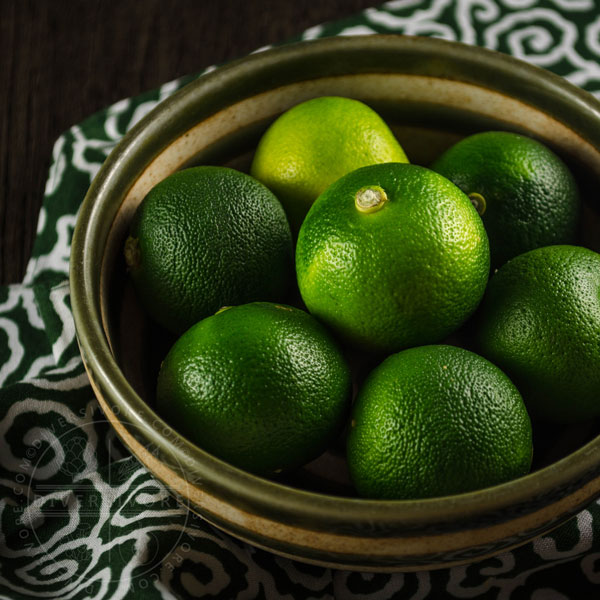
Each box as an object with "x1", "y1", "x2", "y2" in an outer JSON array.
[
  {"x1": 468, "y1": 192, "x2": 487, "y2": 215},
  {"x1": 355, "y1": 186, "x2": 389, "y2": 213},
  {"x1": 124, "y1": 236, "x2": 141, "y2": 270}
]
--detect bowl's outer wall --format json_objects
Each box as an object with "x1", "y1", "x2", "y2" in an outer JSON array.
[{"x1": 71, "y1": 35, "x2": 600, "y2": 570}]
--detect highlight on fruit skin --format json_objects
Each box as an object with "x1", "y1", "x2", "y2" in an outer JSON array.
[
  {"x1": 346, "y1": 344, "x2": 533, "y2": 500},
  {"x1": 156, "y1": 302, "x2": 352, "y2": 477}
]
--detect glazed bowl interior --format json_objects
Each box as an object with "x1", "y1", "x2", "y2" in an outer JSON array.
[{"x1": 71, "y1": 35, "x2": 600, "y2": 571}]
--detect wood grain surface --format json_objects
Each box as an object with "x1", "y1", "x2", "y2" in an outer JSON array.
[{"x1": 0, "y1": 0, "x2": 376, "y2": 285}]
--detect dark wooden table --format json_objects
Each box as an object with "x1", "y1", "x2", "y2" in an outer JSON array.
[{"x1": 0, "y1": 0, "x2": 375, "y2": 285}]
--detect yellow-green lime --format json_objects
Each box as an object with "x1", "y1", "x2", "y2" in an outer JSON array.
[
  {"x1": 124, "y1": 166, "x2": 293, "y2": 334},
  {"x1": 250, "y1": 96, "x2": 408, "y2": 232},
  {"x1": 347, "y1": 345, "x2": 533, "y2": 500},
  {"x1": 431, "y1": 131, "x2": 580, "y2": 269},
  {"x1": 296, "y1": 162, "x2": 490, "y2": 355},
  {"x1": 476, "y1": 244, "x2": 600, "y2": 423},
  {"x1": 156, "y1": 302, "x2": 352, "y2": 477}
]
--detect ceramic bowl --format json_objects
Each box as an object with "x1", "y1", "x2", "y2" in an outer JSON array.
[{"x1": 70, "y1": 34, "x2": 600, "y2": 571}]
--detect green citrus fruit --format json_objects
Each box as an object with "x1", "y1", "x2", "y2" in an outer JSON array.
[
  {"x1": 476, "y1": 244, "x2": 600, "y2": 423},
  {"x1": 156, "y1": 302, "x2": 352, "y2": 477},
  {"x1": 431, "y1": 131, "x2": 580, "y2": 269},
  {"x1": 295, "y1": 162, "x2": 490, "y2": 355},
  {"x1": 124, "y1": 166, "x2": 293, "y2": 334},
  {"x1": 347, "y1": 344, "x2": 532, "y2": 500},
  {"x1": 250, "y1": 96, "x2": 408, "y2": 232}
]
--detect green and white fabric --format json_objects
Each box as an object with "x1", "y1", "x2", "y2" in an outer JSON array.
[{"x1": 2, "y1": 1, "x2": 600, "y2": 597}]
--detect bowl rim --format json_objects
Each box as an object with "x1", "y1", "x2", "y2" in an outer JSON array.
[{"x1": 70, "y1": 33, "x2": 600, "y2": 533}]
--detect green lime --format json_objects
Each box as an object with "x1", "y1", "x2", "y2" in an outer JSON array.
[
  {"x1": 431, "y1": 131, "x2": 580, "y2": 269},
  {"x1": 295, "y1": 162, "x2": 490, "y2": 355},
  {"x1": 476, "y1": 244, "x2": 600, "y2": 423},
  {"x1": 250, "y1": 96, "x2": 408, "y2": 232},
  {"x1": 124, "y1": 166, "x2": 293, "y2": 334},
  {"x1": 156, "y1": 302, "x2": 352, "y2": 477},
  {"x1": 347, "y1": 345, "x2": 532, "y2": 500}
]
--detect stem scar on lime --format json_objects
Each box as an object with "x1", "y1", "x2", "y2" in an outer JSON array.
[
  {"x1": 355, "y1": 186, "x2": 388, "y2": 213},
  {"x1": 124, "y1": 236, "x2": 141, "y2": 270},
  {"x1": 468, "y1": 192, "x2": 487, "y2": 215}
]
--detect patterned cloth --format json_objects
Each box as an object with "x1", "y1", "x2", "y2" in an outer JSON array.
[{"x1": 2, "y1": 1, "x2": 600, "y2": 598}]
